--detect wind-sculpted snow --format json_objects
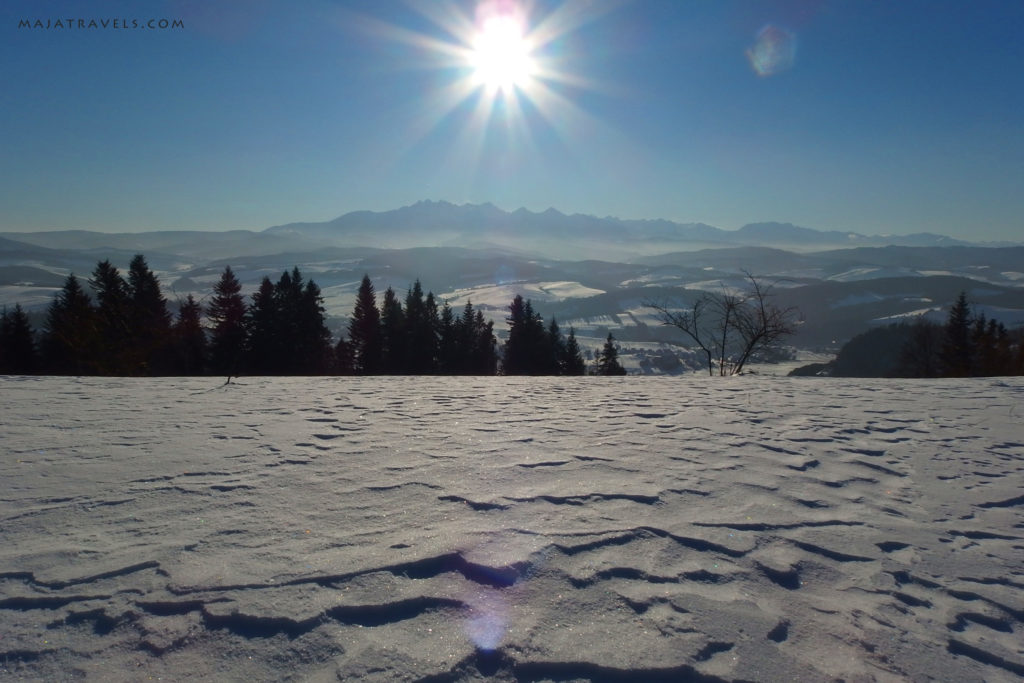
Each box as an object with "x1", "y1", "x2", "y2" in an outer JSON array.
[{"x1": 1, "y1": 376, "x2": 1022, "y2": 681}]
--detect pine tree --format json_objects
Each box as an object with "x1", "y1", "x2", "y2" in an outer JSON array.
[
  {"x1": 41, "y1": 274, "x2": 98, "y2": 375},
  {"x1": 595, "y1": 333, "x2": 627, "y2": 375},
  {"x1": 503, "y1": 296, "x2": 554, "y2": 375},
  {"x1": 379, "y1": 287, "x2": 406, "y2": 374},
  {"x1": 546, "y1": 318, "x2": 566, "y2": 374},
  {"x1": 207, "y1": 266, "x2": 247, "y2": 377},
  {"x1": 503, "y1": 295, "x2": 529, "y2": 375},
  {"x1": 437, "y1": 301, "x2": 457, "y2": 373},
  {"x1": 561, "y1": 326, "x2": 586, "y2": 375},
  {"x1": 89, "y1": 260, "x2": 133, "y2": 374},
  {"x1": 172, "y1": 295, "x2": 207, "y2": 375},
  {"x1": 127, "y1": 254, "x2": 172, "y2": 374},
  {"x1": 404, "y1": 280, "x2": 436, "y2": 373},
  {"x1": 0, "y1": 304, "x2": 38, "y2": 374},
  {"x1": 349, "y1": 274, "x2": 382, "y2": 374},
  {"x1": 296, "y1": 275, "x2": 333, "y2": 374},
  {"x1": 245, "y1": 276, "x2": 279, "y2": 374},
  {"x1": 472, "y1": 309, "x2": 498, "y2": 374},
  {"x1": 424, "y1": 291, "x2": 440, "y2": 372},
  {"x1": 455, "y1": 301, "x2": 478, "y2": 374},
  {"x1": 972, "y1": 316, "x2": 1010, "y2": 377},
  {"x1": 523, "y1": 299, "x2": 547, "y2": 373},
  {"x1": 940, "y1": 292, "x2": 973, "y2": 377}
]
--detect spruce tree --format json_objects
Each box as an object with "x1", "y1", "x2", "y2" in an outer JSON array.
[
  {"x1": 404, "y1": 280, "x2": 436, "y2": 374},
  {"x1": 546, "y1": 318, "x2": 566, "y2": 374},
  {"x1": 561, "y1": 326, "x2": 586, "y2": 375},
  {"x1": 172, "y1": 294, "x2": 207, "y2": 375},
  {"x1": 296, "y1": 276, "x2": 333, "y2": 374},
  {"x1": 595, "y1": 333, "x2": 627, "y2": 375},
  {"x1": 456, "y1": 301, "x2": 478, "y2": 374},
  {"x1": 245, "y1": 276, "x2": 280, "y2": 374},
  {"x1": 424, "y1": 291, "x2": 440, "y2": 372},
  {"x1": 503, "y1": 294, "x2": 529, "y2": 375},
  {"x1": 349, "y1": 274, "x2": 382, "y2": 374},
  {"x1": 207, "y1": 266, "x2": 247, "y2": 377},
  {"x1": 127, "y1": 254, "x2": 172, "y2": 374},
  {"x1": 379, "y1": 286, "x2": 406, "y2": 374},
  {"x1": 523, "y1": 300, "x2": 546, "y2": 373},
  {"x1": 940, "y1": 292, "x2": 973, "y2": 377},
  {"x1": 472, "y1": 309, "x2": 498, "y2": 374},
  {"x1": 0, "y1": 304, "x2": 38, "y2": 375},
  {"x1": 437, "y1": 301, "x2": 457, "y2": 374},
  {"x1": 89, "y1": 260, "x2": 132, "y2": 374},
  {"x1": 41, "y1": 274, "x2": 98, "y2": 375},
  {"x1": 503, "y1": 296, "x2": 553, "y2": 375}
]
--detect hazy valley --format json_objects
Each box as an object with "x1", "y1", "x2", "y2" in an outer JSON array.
[{"x1": 3, "y1": 202, "x2": 1024, "y2": 368}]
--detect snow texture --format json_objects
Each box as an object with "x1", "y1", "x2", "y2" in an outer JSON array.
[{"x1": 1, "y1": 376, "x2": 1022, "y2": 682}]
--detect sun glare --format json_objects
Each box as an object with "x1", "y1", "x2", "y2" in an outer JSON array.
[
  {"x1": 469, "y1": 15, "x2": 535, "y2": 93},
  {"x1": 357, "y1": 0, "x2": 617, "y2": 177}
]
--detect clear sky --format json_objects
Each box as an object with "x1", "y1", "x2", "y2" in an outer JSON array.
[{"x1": 2, "y1": 0, "x2": 1022, "y2": 241}]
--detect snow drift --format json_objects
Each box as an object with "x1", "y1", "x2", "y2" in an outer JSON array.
[{"x1": 1, "y1": 376, "x2": 1022, "y2": 681}]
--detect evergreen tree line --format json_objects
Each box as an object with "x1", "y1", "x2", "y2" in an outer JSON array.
[
  {"x1": 340, "y1": 275, "x2": 498, "y2": 375},
  {"x1": 340, "y1": 276, "x2": 619, "y2": 375},
  {"x1": 0, "y1": 256, "x2": 333, "y2": 376},
  {"x1": 1, "y1": 259, "x2": 627, "y2": 376},
  {"x1": 794, "y1": 292, "x2": 1024, "y2": 378}
]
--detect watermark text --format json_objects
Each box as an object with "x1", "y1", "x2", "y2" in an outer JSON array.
[{"x1": 19, "y1": 18, "x2": 184, "y2": 30}]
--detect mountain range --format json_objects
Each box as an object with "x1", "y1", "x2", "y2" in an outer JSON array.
[
  {"x1": 2, "y1": 201, "x2": 1023, "y2": 360},
  {"x1": 262, "y1": 200, "x2": 991, "y2": 259}
]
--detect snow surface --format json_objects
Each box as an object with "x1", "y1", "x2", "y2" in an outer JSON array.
[{"x1": 1, "y1": 376, "x2": 1023, "y2": 681}]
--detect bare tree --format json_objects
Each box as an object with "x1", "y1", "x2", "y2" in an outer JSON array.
[{"x1": 644, "y1": 271, "x2": 798, "y2": 376}]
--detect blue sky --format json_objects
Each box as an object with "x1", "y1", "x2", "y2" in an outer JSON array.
[{"x1": 2, "y1": 0, "x2": 1022, "y2": 241}]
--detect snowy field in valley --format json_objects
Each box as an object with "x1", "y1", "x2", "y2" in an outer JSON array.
[{"x1": 1, "y1": 376, "x2": 1022, "y2": 682}]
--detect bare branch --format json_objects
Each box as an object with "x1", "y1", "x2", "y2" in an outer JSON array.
[{"x1": 644, "y1": 272, "x2": 799, "y2": 376}]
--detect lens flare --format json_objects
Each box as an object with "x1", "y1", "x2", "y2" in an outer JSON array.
[
  {"x1": 747, "y1": 25, "x2": 797, "y2": 77},
  {"x1": 465, "y1": 588, "x2": 509, "y2": 651}
]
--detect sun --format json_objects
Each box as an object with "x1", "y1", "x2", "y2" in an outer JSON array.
[{"x1": 469, "y1": 15, "x2": 536, "y2": 93}]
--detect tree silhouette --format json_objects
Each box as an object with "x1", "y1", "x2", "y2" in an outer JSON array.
[
  {"x1": 898, "y1": 317, "x2": 942, "y2": 378},
  {"x1": 41, "y1": 274, "x2": 98, "y2": 375},
  {"x1": 89, "y1": 260, "x2": 132, "y2": 374},
  {"x1": 127, "y1": 254, "x2": 172, "y2": 374},
  {"x1": 379, "y1": 286, "x2": 406, "y2": 374},
  {"x1": 971, "y1": 314, "x2": 1010, "y2": 377},
  {"x1": 471, "y1": 308, "x2": 498, "y2": 374},
  {"x1": 245, "y1": 276, "x2": 279, "y2": 374},
  {"x1": 594, "y1": 332, "x2": 627, "y2": 375},
  {"x1": 546, "y1": 318, "x2": 566, "y2": 375},
  {"x1": 0, "y1": 304, "x2": 38, "y2": 374},
  {"x1": 561, "y1": 326, "x2": 586, "y2": 375},
  {"x1": 646, "y1": 272, "x2": 796, "y2": 375},
  {"x1": 296, "y1": 276, "x2": 333, "y2": 374},
  {"x1": 437, "y1": 301, "x2": 457, "y2": 373},
  {"x1": 503, "y1": 294, "x2": 531, "y2": 375},
  {"x1": 334, "y1": 336, "x2": 355, "y2": 375},
  {"x1": 172, "y1": 294, "x2": 207, "y2": 375},
  {"x1": 403, "y1": 280, "x2": 437, "y2": 374},
  {"x1": 940, "y1": 291, "x2": 973, "y2": 377},
  {"x1": 349, "y1": 274, "x2": 382, "y2": 374},
  {"x1": 207, "y1": 266, "x2": 247, "y2": 378}
]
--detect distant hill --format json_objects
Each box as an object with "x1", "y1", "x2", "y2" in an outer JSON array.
[
  {"x1": 3, "y1": 202, "x2": 1023, "y2": 351},
  {"x1": 262, "y1": 200, "x2": 984, "y2": 259}
]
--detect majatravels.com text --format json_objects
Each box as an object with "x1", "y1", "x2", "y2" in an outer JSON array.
[{"x1": 19, "y1": 18, "x2": 184, "y2": 30}]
